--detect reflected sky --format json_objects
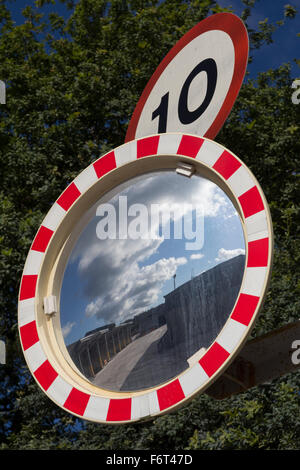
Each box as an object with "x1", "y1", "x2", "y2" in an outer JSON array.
[{"x1": 60, "y1": 171, "x2": 245, "y2": 345}]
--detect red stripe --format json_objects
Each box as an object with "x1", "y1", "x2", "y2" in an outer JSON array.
[
  {"x1": 93, "y1": 151, "x2": 116, "y2": 178},
  {"x1": 63, "y1": 388, "x2": 90, "y2": 416},
  {"x1": 212, "y1": 150, "x2": 241, "y2": 180},
  {"x1": 57, "y1": 182, "x2": 81, "y2": 211},
  {"x1": 31, "y1": 226, "x2": 54, "y2": 253},
  {"x1": 231, "y1": 293, "x2": 260, "y2": 326},
  {"x1": 177, "y1": 135, "x2": 204, "y2": 158},
  {"x1": 19, "y1": 274, "x2": 38, "y2": 301},
  {"x1": 20, "y1": 320, "x2": 39, "y2": 351},
  {"x1": 157, "y1": 379, "x2": 185, "y2": 411},
  {"x1": 106, "y1": 398, "x2": 132, "y2": 422},
  {"x1": 199, "y1": 342, "x2": 230, "y2": 377},
  {"x1": 238, "y1": 186, "x2": 264, "y2": 218},
  {"x1": 137, "y1": 135, "x2": 160, "y2": 158},
  {"x1": 34, "y1": 360, "x2": 58, "y2": 390},
  {"x1": 247, "y1": 237, "x2": 269, "y2": 267}
]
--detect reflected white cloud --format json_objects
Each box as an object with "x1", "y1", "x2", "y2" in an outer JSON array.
[
  {"x1": 85, "y1": 255, "x2": 187, "y2": 323},
  {"x1": 62, "y1": 172, "x2": 241, "y2": 331},
  {"x1": 190, "y1": 253, "x2": 204, "y2": 260},
  {"x1": 215, "y1": 247, "x2": 245, "y2": 263},
  {"x1": 62, "y1": 321, "x2": 76, "y2": 339}
]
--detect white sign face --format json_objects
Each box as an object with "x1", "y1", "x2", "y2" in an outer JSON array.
[{"x1": 126, "y1": 13, "x2": 248, "y2": 142}]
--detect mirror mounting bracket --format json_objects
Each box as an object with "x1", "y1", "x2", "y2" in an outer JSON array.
[
  {"x1": 43, "y1": 295, "x2": 58, "y2": 316},
  {"x1": 176, "y1": 161, "x2": 195, "y2": 177}
]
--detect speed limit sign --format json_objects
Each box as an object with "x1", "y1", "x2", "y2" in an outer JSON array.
[{"x1": 125, "y1": 13, "x2": 248, "y2": 142}]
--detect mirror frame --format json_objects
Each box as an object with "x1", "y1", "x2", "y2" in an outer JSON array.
[{"x1": 18, "y1": 133, "x2": 273, "y2": 424}]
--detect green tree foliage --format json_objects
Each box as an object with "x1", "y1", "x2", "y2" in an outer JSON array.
[{"x1": 0, "y1": 0, "x2": 299, "y2": 449}]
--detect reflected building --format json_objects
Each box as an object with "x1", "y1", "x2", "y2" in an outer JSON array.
[
  {"x1": 66, "y1": 255, "x2": 245, "y2": 391},
  {"x1": 67, "y1": 322, "x2": 133, "y2": 379}
]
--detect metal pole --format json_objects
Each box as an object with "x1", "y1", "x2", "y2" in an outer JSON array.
[
  {"x1": 206, "y1": 319, "x2": 300, "y2": 400},
  {"x1": 87, "y1": 346, "x2": 95, "y2": 378},
  {"x1": 96, "y1": 339, "x2": 103, "y2": 369},
  {"x1": 105, "y1": 332, "x2": 110, "y2": 361}
]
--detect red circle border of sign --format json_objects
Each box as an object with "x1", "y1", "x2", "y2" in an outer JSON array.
[
  {"x1": 125, "y1": 12, "x2": 249, "y2": 143},
  {"x1": 17, "y1": 133, "x2": 273, "y2": 424}
]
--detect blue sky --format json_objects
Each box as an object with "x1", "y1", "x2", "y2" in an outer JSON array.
[
  {"x1": 7, "y1": 0, "x2": 300, "y2": 80},
  {"x1": 8, "y1": 0, "x2": 72, "y2": 23},
  {"x1": 218, "y1": 0, "x2": 300, "y2": 78}
]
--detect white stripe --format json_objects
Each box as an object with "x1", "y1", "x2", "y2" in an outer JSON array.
[
  {"x1": 114, "y1": 140, "x2": 137, "y2": 167},
  {"x1": 18, "y1": 298, "x2": 35, "y2": 327},
  {"x1": 74, "y1": 165, "x2": 98, "y2": 194},
  {"x1": 195, "y1": 139, "x2": 223, "y2": 167},
  {"x1": 217, "y1": 319, "x2": 247, "y2": 354},
  {"x1": 83, "y1": 395, "x2": 110, "y2": 422},
  {"x1": 227, "y1": 165, "x2": 255, "y2": 197},
  {"x1": 131, "y1": 394, "x2": 151, "y2": 420},
  {"x1": 242, "y1": 267, "x2": 267, "y2": 297},
  {"x1": 248, "y1": 230, "x2": 269, "y2": 243},
  {"x1": 47, "y1": 375, "x2": 72, "y2": 406},
  {"x1": 24, "y1": 341, "x2": 47, "y2": 372},
  {"x1": 22, "y1": 250, "x2": 44, "y2": 276},
  {"x1": 42, "y1": 203, "x2": 66, "y2": 232},
  {"x1": 245, "y1": 210, "x2": 269, "y2": 238},
  {"x1": 148, "y1": 390, "x2": 160, "y2": 416},
  {"x1": 179, "y1": 363, "x2": 209, "y2": 397},
  {"x1": 157, "y1": 133, "x2": 182, "y2": 155}
]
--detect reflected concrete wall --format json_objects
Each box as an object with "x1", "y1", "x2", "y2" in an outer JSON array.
[
  {"x1": 133, "y1": 303, "x2": 166, "y2": 337},
  {"x1": 159, "y1": 254, "x2": 246, "y2": 359}
]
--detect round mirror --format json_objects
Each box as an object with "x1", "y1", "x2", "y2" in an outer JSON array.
[
  {"x1": 18, "y1": 133, "x2": 272, "y2": 423},
  {"x1": 59, "y1": 170, "x2": 245, "y2": 392}
]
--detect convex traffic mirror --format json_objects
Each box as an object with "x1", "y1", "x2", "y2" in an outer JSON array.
[
  {"x1": 60, "y1": 170, "x2": 245, "y2": 392},
  {"x1": 18, "y1": 133, "x2": 273, "y2": 423}
]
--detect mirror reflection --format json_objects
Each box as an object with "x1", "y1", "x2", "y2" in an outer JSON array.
[{"x1": 59, "y1": 170, "x2": 245, "y2": 391}]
